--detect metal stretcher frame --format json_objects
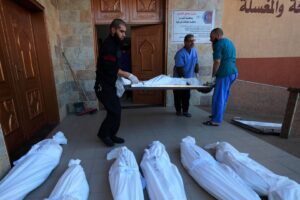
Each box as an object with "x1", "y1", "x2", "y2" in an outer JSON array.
[{"x1": 125, "y1": 85, "x2": 213, "y2": 92}]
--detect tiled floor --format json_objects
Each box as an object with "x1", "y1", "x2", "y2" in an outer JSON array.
[{"x1": 25, "y1": 106, "x2": 300, "y2": 199}]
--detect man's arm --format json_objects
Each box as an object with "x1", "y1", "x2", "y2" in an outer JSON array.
[
  {"x1": 175, "y1": 66, "x2": 185, "y2": 77},
  {"x1": 118, "y1": 69, "x2": 139, "y2": 84},
  {"x1": 212, "y1": 59, "x2": 221, "y2": 76},
  {"x1": 117, "y1": 69, "x2": 131, "y2": 78},
  {"x1": 194, "y1": 63, "x2": 199, "y2": 73}
]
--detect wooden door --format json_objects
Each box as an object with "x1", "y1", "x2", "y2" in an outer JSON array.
[
  {"x1": 92, "y1": 0, "x2": 129, "y2": 24},
  {"x1": 129, "y1": 0, "x2": 163, "y2": 23},
  {"x1": 0, "y1": 0, "x2": 47, "y2": 152},
  {"x1": 0, "y1": 1, "x2": 25, "y2": 154},
  {"x1": 131, "y1": 24, "x2": 164, "y2": 105}
]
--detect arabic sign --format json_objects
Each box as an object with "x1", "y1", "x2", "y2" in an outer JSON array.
[
  {"x1": 172, "y1": 10, "x2": 215, "y2": 43},
  {"x1": 240, "y1": 0, "x2": 300, "y2": 17}
]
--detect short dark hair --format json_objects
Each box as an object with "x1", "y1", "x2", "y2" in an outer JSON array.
[
  {"x1": 211, "y1": 28, "x2": 223, "y2": 36},
  {"x1": 184, "y1": 34, "x2": 194, "y2": 42},
  {"x1": 110, "y1": 18, "x2": 126, "y2": 30}
]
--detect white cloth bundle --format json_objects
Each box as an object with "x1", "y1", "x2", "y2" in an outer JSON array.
[
  {"x1": 107, "y1": 146, "x2": 144, "y2": 200},
  {"x1": 140, "y1": 141, "x2": 187, "y2": 200},
  {"x1": 180, "y1": 136, "x2": 260, "y2": 200},
  {"x1": 132, "y1": 75, "x2": 201, "y2": 87},
  {"x1": 46, "y1": 159, "x2": 89, "y2": 200},
  {"x1": 0, "y1": 131, "x2": 67, "y2": 200},
  {"x1": 205, "y1": 141, "x2": 300, "y2": 199},
  {"x1": 115, "y1": 77, "x2": 131, "y2": 97}
]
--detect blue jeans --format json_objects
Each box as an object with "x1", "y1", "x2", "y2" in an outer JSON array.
[{"x1": 211, "y1": 73, "x2": 238, "y2": 123}]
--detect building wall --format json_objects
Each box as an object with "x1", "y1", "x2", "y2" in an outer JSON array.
[
  {"x1": 222, "y1": 0, "x2": 300, "y2": 116},
  {"x1": 35, "y1": 0, "x2": 67, "y2": 119},
  {"x1": 36, "y1": 0, "x2": 97, "y2": 118},
  {"x1": 166, "y1": 0, "x2": 224, "y2": 106},
  {"x1": 0, "y1": 126, "x2": 10, "y2": 178},
  {"x1": 223, "y1": 0, "x2": 300, "y2": 88},
  {"x1": 58, "y1": 0, "x2": 97, "y2": 110}
]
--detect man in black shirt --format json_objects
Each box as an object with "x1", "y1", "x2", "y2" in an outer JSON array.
[{"x1": 94, "y1": 19, "x2": 139, "y2": 147}]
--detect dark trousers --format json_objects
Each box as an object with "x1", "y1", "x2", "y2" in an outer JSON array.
[
  {"x1": 173, "y1": 90, "x2": 190, "y2": 113},
  {"x1": 97, "y1": 88, "x2": 121, "y2": 138}
]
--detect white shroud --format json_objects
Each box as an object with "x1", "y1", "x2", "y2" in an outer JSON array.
[
  {"x1": 107, "y1": 146, "x2": 144, "y2": 200},
  {"x1": 46, "y1": 159, "x2": 89, "y2": 200},
  {"x1": 180, "y1": 136, "x2": 260, "y2": 200},
  {"x1": 0, "y1": 131, "x2": 67, "y2": 200},
  {"x1": 205, "y1": 141, "x2": 300, "y2": 200},
  {"x1": 140, "y1": 141, "x2": 187, "y2": 200}
]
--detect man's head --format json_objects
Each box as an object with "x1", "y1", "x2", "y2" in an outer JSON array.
[
  {"x1": 110, "y1": 19, "x2": 126, "y2": 41},
  {"x1": 184, "y1": 34, "x2": 195, "y2": 50},
  {"x1": 210, "y1": 28, "x2": 223, "y2": 44}
]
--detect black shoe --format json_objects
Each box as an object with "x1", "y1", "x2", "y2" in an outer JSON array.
[
  {"x1": 98, "y1": 136, "x2": 114, "y2": 147},
  {"x1": 111, "y1": 136, "x2": 125, "y2": 144},
  {"x1": 176, "y1": 111, "x2": 182, "y2": 116},
  {"x1": 209, "y1": 115, "x2": 212, "y2": 119},
  {"x1": 183, "y1": 112, "x2": 192, "y2": 117}
]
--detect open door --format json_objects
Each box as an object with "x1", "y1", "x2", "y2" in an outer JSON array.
[{"x1": 131, "y1": 24, "x2": 164, "y2": 105}]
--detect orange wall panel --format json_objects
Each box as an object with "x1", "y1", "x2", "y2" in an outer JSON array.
[{"x1": 237, "y1": 57, "x2": 300, "y2": 88}]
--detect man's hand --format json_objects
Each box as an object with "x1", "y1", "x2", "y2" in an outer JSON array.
[
  {"x1": 175, "y1": 67, "x2": 184, "y2": 78},
  {"x1": 128, "y1": 73, "x2": 139, "y2": 84}
]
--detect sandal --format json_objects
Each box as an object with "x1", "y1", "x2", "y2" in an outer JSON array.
[{"x1": 203, "y1": 120, "x2": 219, "y2": 126}]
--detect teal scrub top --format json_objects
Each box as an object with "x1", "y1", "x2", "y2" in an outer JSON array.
[{"x1": 213, "y1": 38, "x2": 238, "y2": 77}]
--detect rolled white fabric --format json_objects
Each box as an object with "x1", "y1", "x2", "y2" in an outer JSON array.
[
  {"x1": 205, "y1": 141, "x2": 300, "y2": 199},
  {"x1": 0, "y1": 131, "x2": 67, "y2": 200},
  {"x1": 180, "y1": 136, "x2": 260, "y2": 200},
  {"x1": 140, "y1": 141, "x2": 187, "y2": 200},
  {"x1": 107, "y1": 146, "x2": 144, "y2": 200},
  {"x1": 46, "y1": 159, "x2": 89, "y2": 200}
]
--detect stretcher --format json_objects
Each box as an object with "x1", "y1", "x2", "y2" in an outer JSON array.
[{"x1": 125, "y1": 84, "x2": 214, "y2": 93}]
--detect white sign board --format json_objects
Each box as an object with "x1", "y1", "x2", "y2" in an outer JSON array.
[{"x1": 172, "y1": 10, "x2": 215, "y2": 43}]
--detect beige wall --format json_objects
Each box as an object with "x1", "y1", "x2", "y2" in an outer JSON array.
[
  {"x1": 223, "y1": 0, "x2": 300, "y2": 58},
  {"x1": 36, "y1": 0, "x2": 97, "y2": 118},
  {"x1": 166, "y1": 0, "x2": 224, "y2": 106},
  {"x1": 0, "y1": 125, "x2": 10, "y2": 178},
  {"x1": 36, "y1": 0, "x2": 67, "y2": 119},
  {"x1": 222, "y1": 0, "x2": 300, "y2": 116}
]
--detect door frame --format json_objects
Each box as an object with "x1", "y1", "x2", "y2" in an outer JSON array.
[{"x1": 92, "y1": 0, "x2": 169, "y2": 106}]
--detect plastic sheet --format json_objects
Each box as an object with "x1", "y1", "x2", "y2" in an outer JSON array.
[{"x1": 140, "y1": 141, "x2": 187, "y2": 200}]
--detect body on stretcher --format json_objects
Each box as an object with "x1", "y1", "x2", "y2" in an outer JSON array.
[{"x1": 123, "y1": 75, "x2": 215, "y2": 93}]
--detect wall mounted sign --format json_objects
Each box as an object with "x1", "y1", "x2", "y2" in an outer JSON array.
[
  {"x1": 240, "y1": 0, "x2": 300, "y2": 18},
  {"x1": 172, "y1": 10, "x2": 215, "y2": 43}
]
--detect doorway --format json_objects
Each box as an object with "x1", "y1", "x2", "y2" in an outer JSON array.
[{"x1": 95, "y1": 23, "x2": 165, "y2": 107}]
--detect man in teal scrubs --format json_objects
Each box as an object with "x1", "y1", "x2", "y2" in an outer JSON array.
[
  {"x1": 173, "y1": 34, "x2": 199, "y2": 117},
  {"x1": 203, "y1": 28, "x2": 238, "y2": 126}
]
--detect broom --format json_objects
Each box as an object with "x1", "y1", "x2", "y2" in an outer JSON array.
[{"x1": 62, "y1": 52, "x2": 97, "y2": 115}]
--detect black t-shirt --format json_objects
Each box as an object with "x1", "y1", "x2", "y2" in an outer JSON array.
[{"x1": 96, "y1": 35, "x2": 122, "y2": 89}]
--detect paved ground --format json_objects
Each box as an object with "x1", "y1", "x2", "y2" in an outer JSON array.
[
  {"x1": 200, "y1": 105, "x2": 300, "y2": 159},
  {"x1": 25, "y1": 106, "x2": 300, "y2": 199}
]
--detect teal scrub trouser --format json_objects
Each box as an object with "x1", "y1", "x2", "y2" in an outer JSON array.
[{"x1": 212, "y1": 73, "x2": 238, "y2": 123}]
